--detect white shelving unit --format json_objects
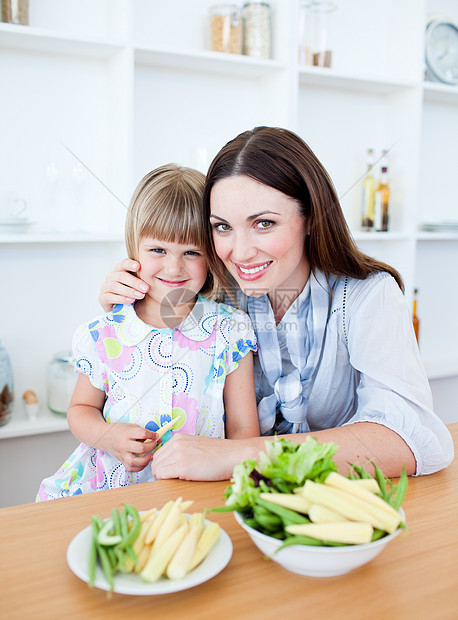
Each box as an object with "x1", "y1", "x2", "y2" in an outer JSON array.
[{"x1": 0, "y1": 0, "x2": 457, "y2": 495}]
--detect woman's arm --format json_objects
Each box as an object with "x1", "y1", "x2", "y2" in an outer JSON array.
[
  {"x1": 150, "y1": 421, "x2": 415, "y2": 481},
  {"x1": 99, "y1": 258, "x2": 150, "y2": 312},
  {"x1": 223, "y1": 351, "x2": 260, "y2": 439},
  {"x1": 68, "y1": 374, "x2": 158, "y2": 472}
]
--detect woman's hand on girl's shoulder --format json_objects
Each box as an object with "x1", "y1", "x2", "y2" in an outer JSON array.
[{"x1": 99, "y1": 258, "x2": 150, "y2": 312}]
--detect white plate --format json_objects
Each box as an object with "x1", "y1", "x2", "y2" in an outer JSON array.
[{"x1": 67, "y1": 516, "x2": 233, "y2": 595}]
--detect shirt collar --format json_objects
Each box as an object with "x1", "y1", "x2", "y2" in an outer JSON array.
[{"x1": 111, "y1": 297, "x2": 218, "y2": 346}]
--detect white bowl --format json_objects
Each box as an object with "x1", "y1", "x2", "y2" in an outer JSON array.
[{"x1": 234, "y1": 509, "x2": 405, "y2": 577}]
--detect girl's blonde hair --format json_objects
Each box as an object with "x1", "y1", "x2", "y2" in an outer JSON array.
[{"x1": 125, "y1": 164, "x2": 221, "y2": 300}]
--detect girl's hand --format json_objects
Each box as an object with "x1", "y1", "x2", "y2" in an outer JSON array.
[
  {"x1": 101, "y1": 422, "x2": 158, "y2": 472},
  {"x1": 150, "y1": 433, "x2": 262, "y2": 481},
  {"x1": 99, "y1": 258, "x2": 150, "y2": 312}
]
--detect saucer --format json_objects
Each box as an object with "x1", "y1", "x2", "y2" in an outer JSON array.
[{"x1": 0, "y1": 218, "x2": 34, "y2": 233}]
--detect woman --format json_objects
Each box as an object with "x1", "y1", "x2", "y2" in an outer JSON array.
[{"x1": 100, "y1": 127, "x2": 454, "y2": 480}]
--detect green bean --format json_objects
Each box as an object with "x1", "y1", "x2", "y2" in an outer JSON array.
[
  {"x1": 96, "y1": 543, "x2": 114, "y2": 592},
  {"x1": 106, "y1": 545, "x2": 118, "y2": 570},
  {"x1": 118, "y1": 504, "x2": 141, "y2": 550},
  {"x1": 88, "y1": 519, "x2": 101, "y2": 588},
  {"x1": 125, "y1": 545, "x2": 138, "y2": 563},
  {"x1": 350, "y1": 463, "x2": 372, "y2": 479},
  {"x1": 374, "y1": 464, "x2": 387, "y2": 497},
  {"x1": 371, "y1": 529, "x2": 386, "y2": 542},
  {"x1": 276, "y1": 535, "x2": 323, "y2": 551},
  {"x1": 111, "y1": 508, "x2": 121, "y2": 537},
  {"x1": 391, "y1": 468, "x2": 408, "y2": 510},
  {"x1": 256, "y1": 498, "x2": 309, "y2": 526}
]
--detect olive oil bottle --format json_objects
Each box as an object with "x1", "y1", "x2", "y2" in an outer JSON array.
[
  {"x1": 374, "y1": 164, "x2": 390, "y2": 232},
  {"x1": 361, "y1": 148, "x2": 375, "y2": 230}
]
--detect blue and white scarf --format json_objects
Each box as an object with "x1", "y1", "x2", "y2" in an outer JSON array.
[{"x1": 247, "y1": 270, "x2": 337, "y2": 435}]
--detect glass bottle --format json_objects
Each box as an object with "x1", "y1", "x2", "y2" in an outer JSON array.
[
  {"x1": 0, "y1": 341, "x2": 14, "y2": 426},
  {"x1": 361, "y1": 148, "x2": 376, "y2": 231},
  {"x1": 374, "y1": 165, "x2": 390, "y2": 232},
  {"x1": 208, "y1": 5, "x2": 243, "y2": 55},
  {"x1": 47, "y1": 352, "x2": 78, "y2": 416},
  {"x1": 242, "y1": 1, "x2": 271, "y2": 59},
  {"x1": 412, "y1": 289, "x2": 420, "y2": 345}
]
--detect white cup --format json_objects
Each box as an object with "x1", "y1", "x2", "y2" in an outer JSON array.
[{"x1": 0, "y1": 191, "x2": 27, "y2": 220}]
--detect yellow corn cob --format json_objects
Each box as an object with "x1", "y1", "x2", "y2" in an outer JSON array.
[
  {"x1": 349, "y1": 478, "x2": 380, "y2": 493},
  {"x1": 260, "y1": 492, "x2": 311, "y2": 514},
  {"x1": 180, "y1": 500, "x2": 194, "y2": 512},
  {"x1": 135, "y1": 543, "x2": 152, "y2": 573},
  {"x1": 301, "y1": 480, "x2": 391, "y2": 531},
  {"x1": 308, "y1": 504, "x2": 349, "y2": 524},
  {"x1": 286, "y1": 521, "x2": 373, "y2": 544},
  {"x1": 151, "y1": 497, "x2": 183, "y2": 553},
  {"x1": 187, "y1": 521, "x2": 220, "y2": 573},
  {"x1": 141, "y1": 523, "x2": 188, "y2": 583},
  {"x1": 325, "y1": 472, "x2": 401, "y2": 519},
  {"x1": 140, "y1": 507, "x2": 157, "y2": 523},
  {"x1": 145, "y1": 500, "x2": 174, "y2": 544},
  {"x1": 166, "y1": 513, "x2": 205, "y2": 580}
]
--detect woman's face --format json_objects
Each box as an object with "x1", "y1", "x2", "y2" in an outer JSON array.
[{"x1": 210, "y1": 175, "x2": 310, "y2": 303}]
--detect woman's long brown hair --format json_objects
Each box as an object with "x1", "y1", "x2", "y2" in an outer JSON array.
[{"x1": 202, "y1": 126, "x2": 404, "y2": 293}]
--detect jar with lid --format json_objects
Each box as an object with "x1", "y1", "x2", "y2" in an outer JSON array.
[
  {"x1": 0, "y1": 341, "x2": 14, "y2": 426},
  {"x1": 47, "y1": 352, "x2": 78, "y2": 416},
  {"x1": 1, "y1": 0, "x2": 29, "y2": 25},
  {"x1": 242, "y1": 1, "x2": 271, "y2": 59},
  {"x1": 298, "y1": 1, "x2": 336, "y2": 68},
  {"x1": 208, "y1": 4, "x2": 243, "y2": 55}
]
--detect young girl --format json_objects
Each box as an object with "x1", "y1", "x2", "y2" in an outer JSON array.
[{"x1": 37, "y1": 164, "x2": 259, "y2": 500}]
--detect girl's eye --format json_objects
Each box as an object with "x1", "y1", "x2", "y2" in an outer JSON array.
[
  {"x1": 185, "y1": 250, "x2": 201, "y2": 256},
  {"x1": 255, "y1": 220, "x2": 274, "y2": 229},
  {"x1": 151, "y1": 248, "x2": 165, "y2": 254},
  {"x1": 212, "y1": 222, "x2": 231, "y2": 233}
]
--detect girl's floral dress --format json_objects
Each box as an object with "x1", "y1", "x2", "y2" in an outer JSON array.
[{"x1": 37, "y1": 296, "x2": 256, "y2": 500}]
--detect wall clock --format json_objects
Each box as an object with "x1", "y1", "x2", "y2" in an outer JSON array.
[{"x1": 425, "y1": 14, "x2": 458, "y2": 85}]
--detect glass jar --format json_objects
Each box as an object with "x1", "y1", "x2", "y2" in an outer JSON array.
[
  {"x1": 242, "y1": 1, "x2": 271, "y2": 59},
  {"x1": 0, "y1": 341, "x2": 14, "y2": 426},
  {"x1": 298, "y1": 1, "x2": 336, "y2": 68},
  {"x1": 208, "y1": 4, "x2": 243, "y2": 54},
  {"x1": 47, "y1": 352, "x2": 78, "y2": 416},
  {"x1": 1, "y1": 0, "x2": 29, "y2": 25}
]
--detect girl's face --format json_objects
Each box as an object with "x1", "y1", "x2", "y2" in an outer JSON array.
[
  {"x1": 137, "y1": 237, "x2": 208, "y2": 316},
  {"x1": 210, "y1": 175, "x2": 310, "y2": 304}
]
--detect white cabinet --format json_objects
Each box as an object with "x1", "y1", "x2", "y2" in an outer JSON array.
[{"x1": 0, "y1": 0, "x2": 457, "y2": 453}]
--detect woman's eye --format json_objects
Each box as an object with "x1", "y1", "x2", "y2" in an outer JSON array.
[
  {"x1": 255, "y1": 220, "x2": 274, "y2": 229},
  {"x1": 212, "y1": 223, "x2": 231, "y2": 233}
]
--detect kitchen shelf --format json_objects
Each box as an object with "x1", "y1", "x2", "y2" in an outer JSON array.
[
  {"x1": 134, "y1": 46, "x2": 285, "y2": 78},
  {"x1": 422, "y1": 81, "x2": 458, "y2": 104},
  {"x1": 352, "y1": 232, "x2": 411, "y2": 242},
  {"x1": 298, "y1": 66, "x2": 417, "y2": 94},
  {"x1": 0, "y1": 22, "x2": 124, "y2": 58},
  {"x1": 416, "y1": 232, "x2": 458, "y2": 242},
  {"x1": 423, "y1": 359, "x2": 458, "y2": 381},
  {"x1": 0, "y1": 409, "x2": 69, "y2": 440},
  {"x1": 0, "y1": 232, "x2": 124, "y2": 244}
]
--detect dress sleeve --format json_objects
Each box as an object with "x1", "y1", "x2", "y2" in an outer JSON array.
[
  {"x1": 343, "y1": 273, "x2": 454, "y2": 476},
  {"x1": 219, "y1": 306, "x2": 257, "y2": 376},
  {"x1": 72, "y1": 321, "x2": 106, "y2": 392}
]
